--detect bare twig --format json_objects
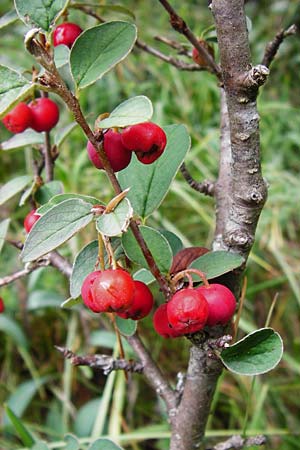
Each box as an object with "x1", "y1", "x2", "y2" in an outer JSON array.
[
  {"x1": 262, "y1": 24, "x2": 298, "y2": 68},
  {"x1": 0, "y1": 262, "x2": 48, "y2": 287},
  {"x1": 157, "y1": 0, "x2": 222, "y2": 78},
  {"x1": 40, "y1": 91, "x2": 54, "y2": 182},
  {"x1": 180, "y1": 162, "x2": 215, "y2": 196},
  {"x1": 207, "y1": 434, "x2": 266, "y2": 450},
  {"x1": 55, "y1": 347, "x2": 144, "y2": 375},
  {"x1": 154, "y1": 35, "x2": 190, "y2": 54}
]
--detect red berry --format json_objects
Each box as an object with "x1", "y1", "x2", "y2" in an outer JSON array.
[
  {"x1": 91, "y1": 269, "x2": 134, "y2": 313},
  {"x1": 81, "y1": 271, "x2": 102, "y2": 313},
  {"x1": 28, "y1": 98, "x2": 59, "y2": 132},
  {"x1": 153, "y1": 303, "x2": 181, "y2": 338},
  {"x1": 117, "y1": 280, "x2": 154, "y2": 320},
  {"x1": 167, "y1": 288, "x2": 209, "y2": 335},
  {"x1": 53, "y1": 22, "x2": 83, "y2": 48},
  {"x1": 2, "y1": 103, "x2": 33, "y2": 133},
  {"x1": 0, "y1": 297, "x2": 4, "y2": 313},
  {"x1": 121, "y1": 122, "x2": 167, "y2": 164},
  {"x1": 196, "y1": 284, "x2": 236, "y2": 326},
  {"x1": 87, "y1": 130, "x2": 132, "y2": 172},
  {"x1": 24, "y1": 209, "x2": 41, "y2": 233}
]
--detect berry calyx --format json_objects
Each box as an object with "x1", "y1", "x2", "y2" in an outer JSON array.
[
  {"x1": 0, "y1": 297, "x2": 4, "y2": 313},
  {"x1": 117, "y1": 280, "x2": 154, "y2": 320},
  {"x1": 196, "y1": 283, "x2": 236, "y2": 326},
  {"x1": 153, "y1": 303, "x2": 182, "y2": 338},
  {"x1": 53, "y1": 22, "x2": 83, "y2": 48},
  {"x1": 167, "y1": 288, "x2": 209, "y2": 335},
  {"x1": 24, "y1": 209, "x2": 41, "y2": 233},
  {"x1": 91, "y1": 269, "x2": 134, "y2": 313},
  {"x1": 2, "y1": 103, "x2": 33, "y2": 133},
  {"x1": 192, "y1": 39, "x2": 215, "y2": 67},
  {"x1": 87, "y1": 129, "x2": 132, "y2": 172},
  {"x1": 121, "y1": 122, "x2": 167, "y2": 164},
  {"x1": 28, "y1": 98, "x2": 60, "y2": 132},
  {"x1": 81, "y1": 271, "x2": 102, "y2": 313}
]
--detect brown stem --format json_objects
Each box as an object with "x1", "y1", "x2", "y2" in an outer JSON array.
[
  {"x1": 41, "y1": 91, "x2": 54, "y2": 182},
  {"x1": 262, "y1": 24, "x2": 298, "y2": 68},
  {"x1": 180, "y1": 162, "x2": 215, "y2": 196}
]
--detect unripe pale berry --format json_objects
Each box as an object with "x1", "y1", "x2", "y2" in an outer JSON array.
[
  {"x1": 2, "y1": 103, "x2": 33, "y2": 133},
  {"x1": 167, "y1": 288, "x2": 209, "y2": 335},
  {"x1": 117, "y1": 280, "x2": 154, "y2": 320},
  {"x1": 53, "y1": 22, "x2": 83, "y2": 48},
  {"x1": 28, "y1": 98, "x2": 59, "y2": 132},
  {"x1": 153, "y1": 303, "x2": 181, "y2": 338},
  {"x1": 121, "y1": 122, "x2": 167, "y2": 164},
  {"x1": 91, "y1": 269, "x2": 134, "y2": 313},
  {"x1": 81, "y1": 271, "x2": 102, "y2": 313},
  {"x1": 24, "y1": 209, "x2": 41, "y2": 233},
  {"x1": 87, "y1": 129, "x2": 132, "y2": 172},
  {"x1": 196, "y1": 283, "x2": 236, "y2": 326}
]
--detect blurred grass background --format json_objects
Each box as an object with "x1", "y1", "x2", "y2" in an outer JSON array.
[{"x1": 0, "y1": 0, "x2": 300, "y2": 449}]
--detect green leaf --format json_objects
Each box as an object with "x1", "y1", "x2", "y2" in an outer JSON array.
[
  {"x1": 160, "y1": 230, "x2": 183, "y2": 256},
  {"x1": 70, "y1": 240, "x2": 98, "y2": 299},
  {"x1": 19, "y1": 181, "x2": 36, "y2": 206},
  {"x1": 74, "y1": 398, "x2": 102, "y2": 437},
  {"x1": 122, "y1": 225, "x2": 172, "y2": 273},
  {"x1": 96, "y1": 198, "x2": 133, "y2": 237},
  {"x1": 0, "y1": 218, "x2": 10, "y2": 254},
  {"x1": 31, "y1": 441, "x2": 50, "y2": 450},
  {"x1": 221, "y1": 328, "x2": 283, "y2": 376},
  {"x1": 190, "y1": 251, "x2": 244, "y2": 280},
  {"x1": 0, "y1": 175, "x2": 32, "y2": 205},
  {"x1": 63, "y1": 434, "x2": 80, "y2": 450},
  {"x1": 61, "y1": 297, "x2": 82, "y2": 309},
  {"x1": 4, "y1": 404, "x2": 35, "y2": 447},
  {"x1": 118, "y1": 125, "x2": 190, "y2": 218},
  {"x1": 0, "y1": 65, "x2": 34, "y2": 118},
  {"x1": 0, "y1": 129, "x2": 44, "y2": 151},
  {"x1": 21, "y1": 199, "x2": 94, "y2": 262},
  {"x1": 133, "y1": 268, "x2": 155, "y2": 284},
  {"x1": 37, "y1": 193, "x2": 100, "y2": 215},
  {"x1": 115, "y1": 316, "x2": 137, "y2": 336},
  {"x1": 54, "y1": 44, "x2": 70, "y2": 68},
  {"x1": 70, "y1": 21, "x2": 137, "y2": 89},
  {"x1": 35, "y1": 181, "x2": 64, "y2": 205},
  {"x1": 14, "y1": 0, "x2": 68, "y2": 31},
  {"x1": 27, "y1": 290, "x2": 65, "y2": 310},
  {"x1": 96, "y1": 96, "x2": 153, "y2": 129},
  {"x1": 0, "y1": 10, "x2": 19, "y2": 30},
  {"x1": 88, "y1": 438, "x2": 123, "y2": 450},
  {"x1": 0, "y1": 315, "x2": 29, "y2": 348},
  {"x1": 90, "y1": 330, "x2": 133, "y2": 355},
  {"x1": 54, "y1": 122, "x2": 78, "y2": 147}
]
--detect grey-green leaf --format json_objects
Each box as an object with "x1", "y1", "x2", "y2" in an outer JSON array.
[
  {"x1": 0, "y1": 129, "x2": 44, "y2": 151},
  {"x1": 221, "y1": 328, "x2": 283, "y2": 376},
  {"x1": 21, "y1": 199, "x2": 94, "y2": 262},
  {"x1": 0, "y1": 10, "x2": 19, "y2": 30},
  {"x1": 54, "y1": 122, "x2": 78, "y2": 146},
  {"x1": 70, "y1": 21, "x2": 137, "y2": 89},
  {"x1": 27, "y1": 290, "x2": 65, "y2": 311},
  {"x1": 0, "y1": 65, "x2": 34, "y2": 118},
  {"x1": 37, "y1": 193, "x2": 100, "y2": 215},
  {"x1": 118, "y1": 125, "x2": 190, "y2": 218},
  {"x1": 160, "y1": 230, "x2": 183, "y2": 256},
  {"x1": 14, "y1": 0, "x2": 68, "y2": 30},
  {"x1": 122, "y1": 226, "x2": 173, "y2": 273},
  {"x1": 64, "y1": 434, "x2": 80, "y2": 450},
  {"x1": 190, "y1": 251, "x2": 244, "y2": 280},
  {"x1": 88, "y1": 438, "x2": 123, "y2": 450},
  {"x1": 0, "y1": 218, "x2": 10, "y2": 254},
  {"x1": 0, "y1": 315, "x2": 29, "y2": 348},
  {"x1": 96, "y1": 96, "x2": 153, "y2": 129},
  {"x1": 70, "y1": 240, "x2": 98, "y2": 299},
  {"x1": 34, "y1": 181, "x2": 64, "y2": 205},
  {"x1": 133, "y1": 268, "x2": 155, "y2": 284},
  {"x1": 0, "y1": 175, "x2": 32, "y2": 205},
  {"x1": 61, "y1": 297, "x2": 82, "y2": 309},
  {"x1": 96, "y1": 198, "x2": 133, "y2": 237},
  {"x1": 32, "y1": 441, "x2": 50, "y2": 450},
  {"x1": 115, "y1": 316, "x2": 137, "y2": 336}
]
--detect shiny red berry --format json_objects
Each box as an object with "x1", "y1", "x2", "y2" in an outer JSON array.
[
  {"x1": 117, "y1": 280, "x2": 154, "y2": 320},
  {"x1": 53, "y1": 22, "x2": 83, "y2": 48},
  {"x1": 87, "y1": 130, "x2": 132, "y2": 172},
  {"x1": 91, "y1": 269, "x2": 134, "y2": 313},
  {"x1": 81, "y1": 271, "x2": 103, "y2": 313},
  {"x1": 196, "y1": 284, "x2": 236, "y2": 326},
  {"x1": 2, "y1": 103, "x2": 33, "y2": 133},
  {"x1": 121, "y1": 122, "x2": 167, "y2": 164},
  {"x1": 167, "y1": 288, "x2": 209, "y2": 335},
  {"x1": 28, "y1": 98, "x2": 59, "y2": 132},
  {"x1": 0, "y1": 297, "x2": 4, "y2": 313},
  {"x1": 24, "y1": 209, "x2": 41, "y2": 233},
  {"x1": 153, "y1": 303, "x2": 182, "y2": 338}
]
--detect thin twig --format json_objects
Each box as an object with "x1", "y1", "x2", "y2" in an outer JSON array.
[
  {"x1": 262, "y1": 24, "x2": 298, "y2": 68},
  {"x1": 180, "y1": 162, "x2": 215, "y2": 196},
  {"x1": 207, "y1": 434, "x2": 266, "y2": 450},
  {"x1": 40, "y1": 91, "x2": 54, "y2": 182},
  {"x1": 154, "y1": 35, "x2": 189, "y2": 54},
  {"x1": 0, "y1": 263, "x2": 48, "y2": 287}
]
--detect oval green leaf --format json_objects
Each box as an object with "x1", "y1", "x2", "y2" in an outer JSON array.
[
  {"x1": 133, "y1": 268, "x2": 155, "y2": 284},
  {"x1": 70, "y1": 240, "x2": 98, "y2": 299},
  {"x1": 14, "y1": 0, "x2": 68, "y2": 30},
  {"x1": 122, "y1": 226, "x2": 173, "y2": 273},
  {"x1": 115, "y1": 316, "x2": 137, "y2": 337},
  {"x1": 0, "y1": 10, "x2": 19, "y2": 30},
  {"x1": 0, "y1": 129, "x2": 44, "y2": 151},
  {"x1": 190, "y1": 250, "x2": 244, "y2": 280},
  {"x1": 34, "y1": 181, "x2": 64, "y2": 205},
  {"x1": 0, "y1": 65, "x2": 34, "y2": 118},
  {"x1": 0, "y1": 315, "x2": 28, "y2": 348},
  {"x1": 0, "y1": 175, "x2": 32, "y2": 205},
  {"x1": 221, "y1": 328, "x2": 283, "y2": 376},
  {"x1": 96, "y1": 96, "x2": 153, "y2": 129},
  {"x1": 21, "y1": 199, "x2": 94, "y2": 262},
  {"x1": 27, "y1": 290, "x2": 65, "y2": 310},
  {"x1": 118, "y1": 124, "x2": 190, "y2": 218},
  {"x1": 160, "y1": 230, "x2": 183, "y2": 256},
  {"x1": 70, "y1": 21, "x2": 137, "y2": 89},
  {"x1": 88, "y1": 438, "x2": 123, "y2": 450},
  {"x1": 37, "y1": 193, "x2": 100, "y2": 215},
  {"x1": 0, "y1": 218, "x2": 10, "y2": 254},
  {"x1": 96, "y1": 198, "x2": 133, "y2": 237}
]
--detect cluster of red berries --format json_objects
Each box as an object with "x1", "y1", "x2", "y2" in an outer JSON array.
[
  {"x1": 153, "y1": 284, "x2": 236, "y2": 338},
  {"x1": 81, "y1": 269, "x2": 154, "y2": 320},
  {"x1": 87, "y1": 122, "x2": 167, "y2": 173},
  {"x1": 2, "y1": 98, "x2": 60, "y2": 134}
]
